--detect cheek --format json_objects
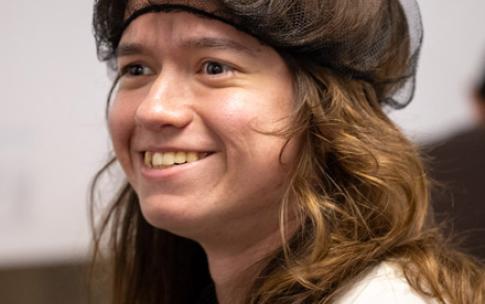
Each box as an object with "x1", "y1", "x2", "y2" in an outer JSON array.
[
  {"x1": 203, "y1": 92, "x2": 255, "y2": 142},
  {"x1": 108, "y1": 98, "x2": 136, "y2": 168},
  {"x1": 203, "y1": 85, "x2": 295, "y2": 152},
  {"x1": 204, "y1": 90, "x2": 296, "y2": 173}
]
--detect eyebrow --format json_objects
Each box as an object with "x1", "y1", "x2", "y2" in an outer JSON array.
[
  {"x1": 181, "y1": 37, "x2": 260, "y2": 57},
  {"x1": 116, "y1": 37, "x2": 260, "y2": 58},
  {"x1": 116, "y1": 43, "x2": 147, "y2": 58}
]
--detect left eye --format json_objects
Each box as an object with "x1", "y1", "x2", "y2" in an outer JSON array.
[
  {"x1": 201, "y1": 61, "x2": 231, "y2": 75},
  {"x1": 119, "y1": 63, "x2": 154, "y2": 77}
]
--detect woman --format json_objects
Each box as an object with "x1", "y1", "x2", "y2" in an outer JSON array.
[{"x1": 90, "y1": 0, "x2": 485, "y2": 303}]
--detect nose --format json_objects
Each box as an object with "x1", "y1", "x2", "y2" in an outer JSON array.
[{"x1": 134, "y1": 72, "x2": 194, "y2": 131}]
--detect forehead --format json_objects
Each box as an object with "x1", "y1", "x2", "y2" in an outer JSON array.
[{"x1": 118, "y1": 9, "x2": 264, "y2": 56}]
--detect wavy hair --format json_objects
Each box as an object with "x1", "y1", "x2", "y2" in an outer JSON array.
[{"x1": 90, "y1": 1, "x2": 485, "y2": 303}]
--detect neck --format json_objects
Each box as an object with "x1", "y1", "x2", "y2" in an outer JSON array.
[
  {"x1": 209, "y1": 235, "x2": 278, "y2": 304},
  {"x1": 200, "y1": 216, "x2": 297, "y2": 304}
]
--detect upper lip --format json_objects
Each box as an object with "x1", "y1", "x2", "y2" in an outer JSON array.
[{"x1": 135, "y1": 145, "x2": 216, "y2": 153}]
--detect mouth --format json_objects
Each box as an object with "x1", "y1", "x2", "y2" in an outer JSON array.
[{"x1": 143, "y1": 151, "x2": 213, "y2": 169}]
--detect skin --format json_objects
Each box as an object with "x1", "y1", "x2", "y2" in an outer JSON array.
[
  {"x1": 473, "y1": 92, "x2": 485, "y2": 125},
  {"x1": 108, "y1": 11, "x2": 300, "y2": 304}
]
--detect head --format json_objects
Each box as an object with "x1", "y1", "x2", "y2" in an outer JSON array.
[
  {"x1": 92, "y1": 1, "x2": 432, "y2": 303},
  {"x1": 108, "y1": 8, "x2": 301, "y2": 243},
  {"x1": 474, "y1": 67, "x2": 485, "y2": 124},
  {"x1": 96, "y1": 0, "x2": 421, "y2": 231}
]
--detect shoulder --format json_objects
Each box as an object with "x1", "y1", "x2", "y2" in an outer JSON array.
[{"x1": 333, "y1": 262, "x2": 439, "y2": 304}]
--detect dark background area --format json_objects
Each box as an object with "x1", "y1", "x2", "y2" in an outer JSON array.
[{"x1": 0, "y1": 262, "x2": 109, "y2": 304}]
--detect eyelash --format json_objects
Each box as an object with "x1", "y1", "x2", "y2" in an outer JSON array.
[
  {"x1": 199, "y1": 61, "x2": 234, "y2": 76},
  {"x1": 119, "y1": 63, "x2": 153, "y2": 78},
  {"x1": 117, "y1": 60, "x2": 236, "y2": 80}
]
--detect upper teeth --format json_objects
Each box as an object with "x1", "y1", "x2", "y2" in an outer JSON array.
[{"x1": 144, "y1": 151, "x2": 207, "y2": 168}]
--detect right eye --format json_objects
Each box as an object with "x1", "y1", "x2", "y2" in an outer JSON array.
[{"x1": 120, "y1": 63, "x2": 154, "y2": 77}]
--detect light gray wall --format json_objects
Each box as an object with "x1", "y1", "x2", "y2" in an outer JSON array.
[
  {"x1": 390, "y1": 1, "x2": 485, "y2": 142},
  {"x1": 0, "y1": 0, "x2": 111, "y2": 266},
  {"x1": 1, "y1": 1, "x2": 484, "y2": 266}
]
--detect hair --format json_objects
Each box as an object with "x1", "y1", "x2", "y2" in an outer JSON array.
[{"x1": 90, "y1": 1, "x2": 485, "y2": 304}]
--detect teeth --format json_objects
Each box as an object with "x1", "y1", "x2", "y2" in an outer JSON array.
[
  {"x1": 162, "y1": 152, "x2": 175, "y2": 165},
  {"x1": 152, "y1": 152, "x2": 163, "y2": 166},
  {"x1": 175, "y1": 152, "x2": 186, "y2": 164},
  {"x1": 145, "y1": 151, "x2": 207, "y2": 168},
  {"x1": 186, "y1": 152, "x2": 198, "y2": 163},
  {"x1": 144, "y1": 151, "x2": 152, "y2": 167}
]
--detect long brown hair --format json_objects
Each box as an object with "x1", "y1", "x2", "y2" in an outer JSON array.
[{"x1": 90, "y1": 1, "x2": 485, "y2": 303}]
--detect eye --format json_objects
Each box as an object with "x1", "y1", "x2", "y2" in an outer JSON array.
[
  {"x1": 120, "y1": 63, "x2": 154, "y2": 77},
  {"x1": 201, "y1": 61, "x2": 232, "y2": 76}
]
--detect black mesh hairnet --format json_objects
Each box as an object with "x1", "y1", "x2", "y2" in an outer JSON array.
[{"x1": 93, "y1": 0, "x2": 423, "y2": 109}]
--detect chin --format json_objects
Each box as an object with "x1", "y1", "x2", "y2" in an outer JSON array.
[{"x1": 138, "y1": 195, "x2": 210, "y2": 238}]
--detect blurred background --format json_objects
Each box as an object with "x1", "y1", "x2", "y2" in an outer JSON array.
[{"x1": 1, "y1": 0, "x2": 484, "y2": 303}]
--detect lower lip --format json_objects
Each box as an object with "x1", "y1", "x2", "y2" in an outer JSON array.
[{"x1": 139, "y1": 153, "x2": 215, "y2": 180}]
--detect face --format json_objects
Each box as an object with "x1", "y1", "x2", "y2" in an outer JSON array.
[
  {"x1": 108, "y1": 10, "x2": 299, "y2": 239},
  {"x1": 474, "y1": 92, "x2": 485, "y2": 124}
]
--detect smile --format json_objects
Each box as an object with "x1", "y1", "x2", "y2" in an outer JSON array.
[{"x1": 143, "y1": 151, "x2": 212, "y2": 169}]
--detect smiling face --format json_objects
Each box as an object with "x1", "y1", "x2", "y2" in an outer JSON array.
[{"x1": 108, "y1": 10, "x2": 299, "y2": 241}]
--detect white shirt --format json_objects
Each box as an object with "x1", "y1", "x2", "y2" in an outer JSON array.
[{"x1": 334, "y1": 262, "x2": 439, "y2": 304}]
